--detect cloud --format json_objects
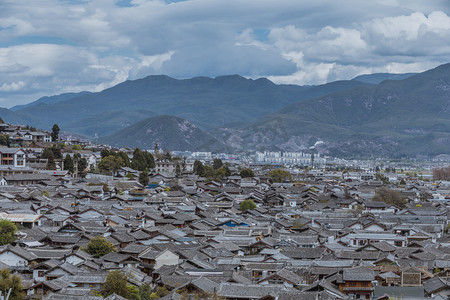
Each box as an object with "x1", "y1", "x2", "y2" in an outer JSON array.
[
  {"x1": 0, "y1": 81, "x2": 25, "y2": 92},
  {"x1": 0, "y1": 0, "x2": 449, "y2": 106}
]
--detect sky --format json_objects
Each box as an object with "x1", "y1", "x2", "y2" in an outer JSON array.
[{"x1": 0, "y1": 0, "x2": 450, "y2": 107}]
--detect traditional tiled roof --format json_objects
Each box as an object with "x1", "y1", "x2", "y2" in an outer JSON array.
[{"x1": 342, "y1": 267, "x2": 375, "y2": 281}]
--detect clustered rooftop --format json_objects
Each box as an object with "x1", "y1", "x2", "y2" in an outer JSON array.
[{"x1": 0, "y1": 141, "x2": 449, "y2": 300}]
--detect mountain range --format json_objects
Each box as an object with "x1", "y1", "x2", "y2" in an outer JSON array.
[{"x1": 1, "y1": 64, "x2": 449, "y2": 158}]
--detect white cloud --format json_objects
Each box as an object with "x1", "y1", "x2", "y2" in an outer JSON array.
[
  {"x1": 0, "y1": 0, "x2": 449, "y2": 106},
  {"x1": 0, "y1": 81, "x2": 25, "y2": 92}
]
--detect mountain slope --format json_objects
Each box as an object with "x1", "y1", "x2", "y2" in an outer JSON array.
[
  {"x1": 0, "y1": 108, "x2": 30, "y2": 125},
  {"x1": 100, "y1": 115, "x2": 227, "y2": 152},
  {"x1": 10, "y1": 91, "x2": 91, "y2": 111},
  {"x1": 11, "y1": 75, "x2": 368, "y2": 136},
  {"x1": 66, "y1": 109, "x2": 157, "y2": 137},
  {"x1": 352, "y1": 73, "x2": 416, "y2": 84},
  {"x1": 216, "y1": 63, "x2": 450, "y2": 157}
]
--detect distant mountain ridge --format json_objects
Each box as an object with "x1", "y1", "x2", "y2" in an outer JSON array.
[
  {"x1": 352, "y1": 73, "x2": 416, "y2": 84},
  {"x1": 4, "y1": 74, "x2": 368, "y2": 136},
  {"x1": 1, "y1": 65, "x2": 449, "y2": 157},
  {"x1": 100, "y1": 115, "x2": 227, "y2": 152},
  {"x1": 217, "y1": 63, "x2": 450, "y2": 157},
  {"x1": 10, "y1": 91, "x2": 91, "y2": 111}
]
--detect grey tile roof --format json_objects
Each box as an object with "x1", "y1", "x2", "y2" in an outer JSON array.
[
  {"x1": 217, "y1": 282, "x2": 294, "y2": 298},
  {"x1": 424, "y1": 276, "x2": 450, "y2": 294},
  {"x1": 342, "y1": 267, "x2": 375, "y2": 281},
  {"x1": 120, "y1": 243, "x2": 149, "y2": 255},
  {"x1": 28, "y1": 248, "x2": 73, "y2": 260},
  {"x1": 0, "y1": 244, "x2": 38, "y2": 261}
]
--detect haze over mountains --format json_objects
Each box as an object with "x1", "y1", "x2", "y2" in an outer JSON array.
[{"x1": 2, "y1": 64, "x2": 450, "y2": 158}]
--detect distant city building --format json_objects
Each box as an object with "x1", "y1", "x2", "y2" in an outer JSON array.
[
  {"x1": 255, "y1": 151, "x2": 326, "y2": 165},
  {"x1": 191, "y1": 151, "x2": 212, "y2": 161}
]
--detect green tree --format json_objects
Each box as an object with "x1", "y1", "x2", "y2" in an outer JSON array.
[
  {"x1": 217, "y1": 166, "x2": 231, "y2": 178},
  {"x1": 64, "y1": 154, "x2": 74, "y2": 173},
  {"x1": 0, "y1": 117, "x2": 4, "y2": 124},
  {"x1": 101, "y1": 149, "x2": 111, "y2": 159},
  {"x1": 139, "y1": 171, "x2": 149, "y2": 186},
  {"x1": 0, "y1": 134, "x2": 10, "y2": 147},
  {"x1": 46, "y1": 151, "x2": 56, "y2": 170},
  {"x1": 99, "y1": 155, "x2": 124, "y2": 173},
  {"x1": 0, "y1": 219, "x2": 18, "y2": 245},
  {"x1": 239, "y1": 168, "x2": 254, "y2": 178},
  {"x1": 202, "y1": 165, "x2": 216, "y2": 179},
  {"x1": 118, "y1": 152, "x2": 131, "y2": 167},
  {"x1": 104, "y1": 271, "x2": 128, "y2": 298},
  {"x1": 51, "y1": 124, "x2": 60, "y2": 142},
  {"x1": 372, "y1": 188, "x2": 407, "y2": 208},
  {"x1": 194, "y1": 160, "x2": 204, "y2": 176},
  {"x1": 42, "y1": 146, "x2": 62, "y2": 160},
  {"x1": 399, "y1": 178, "x2": 406, "y2": 185},
  {"x1": 78, "y1": 157, "x2": 88, "y2": 174},
  {"x1": 269, "y1": 169, "x2": 292, "y2": 182},
  {"x1": 154, "y1": 287, "x2": 169, "y2": 298},
  {"x1": 131, "y1": 148, "x2": 154, "y2": 171},
  {"x1": 143, "y1": 151, "x2": 155, "y2": 169},
  {"x1": 84, "y1": 236, "x2": 116, "y2": 258},
  {"x1": 0, "y1": 268, "x2": 24, "y2": 300},
  {"x1": 240, "y1": 199, "x2": 256, "y2": 211},
  {"x1": 127, "y1": 285, "x2": 141, "y2": 300},
  {"x1": 139, "y1": 284, "x2": 152, "y2": 300},
  {"x1": 213, "y1": 158, "x2": 223, "y2": 170},
  {"x1": 72, "y1": 144, "x2": 82, "y2": 150}
]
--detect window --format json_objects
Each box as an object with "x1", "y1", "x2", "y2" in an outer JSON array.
[
  {"x1": 348, "y1": 282, "x2": 357, "y2": 287},
  {"x1": 394, "y1": 240, "x2": 403, "y2": 247},
  {"x1": 37, "y1": 271, "x2": 44, "y2": 277},
  {"x1": 269, "y1": 278, "x2": 284, "y2": 284},
  {"x1": 46, "y1": 276, "x2": 59, "y2": 280}
]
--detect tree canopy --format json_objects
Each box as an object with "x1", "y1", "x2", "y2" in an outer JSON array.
[
  {"x1": 0, "y1": 219, "x2": 18, "y2": 245},
  {"x1": 42, "y1": 146, "x2": 62, "y2": 160},
  {"x1": 239, "y1": 168, "x2": 254, "y2": 178},
  {"x1": 268, "y1": 169, "x2": 292, "y2": 182},
  {"x1": 51, "y1": 124, "x2": 60, "y2": 142},
  {"x1": 46, "y1": 151, "x2": 56, "y2": 170},
  {"x1": 194, "y1": 160, "x2": 204, "y2": 176},
  {"x1": 217, "y1": 166, "x2": 231, "y2": 178},
  {"x1": 240, "y1": 199, "x2": 256, "y2": 211},
  {"x1": 131, "y1": 148, "x2": 155, "y2": 171},
  {"x1": 0, "y1": 268, "x2": 24, "y2": 300},
  {"x1": 139, "y1": 171, "x2": 149, "y2": 186},
  {"x1": 73, "y1": 153, "x2": 88, "y2": 175},
  {"x1": 372, "y1": 188, "x2": 407, "y2": 208},
  {"x1": 104, "y1": 270, "x2": 128, "y2": 298},
  {"x1": 64, "y1": 154, "x2": 74, "y2": 173},
  {"x1": 213, "y1": 158, "x2": 223, "y2": 170},
  {"x1": 0, "y1": 134, "x2": 10, "y2": 147},
  {"x1": 98, "y1": 155, "x2": 124, "y2": 173},
  {"x1": 84, "y1": 236, "x2": 116, "y2": 258}
]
